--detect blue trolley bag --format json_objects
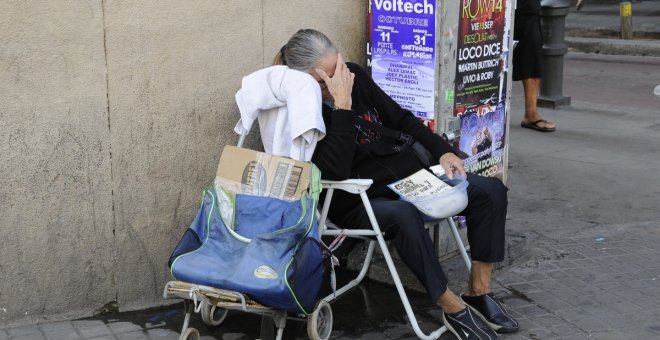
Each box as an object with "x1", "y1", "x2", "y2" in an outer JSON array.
[{"x1": 168, "y1": 164, "x2": 324, "y2": 315}]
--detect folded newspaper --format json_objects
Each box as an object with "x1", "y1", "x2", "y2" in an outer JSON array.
[{"x1": 387, "y1": 167, "x2": 452, "y2": 199}]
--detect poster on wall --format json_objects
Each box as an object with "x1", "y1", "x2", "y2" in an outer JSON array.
[
  {"x1": 368, "y1": 0, "x2": 437, "y2": 131},
  {"x1": 453, "y1": 0, "x2": 511, "y2": 179}
]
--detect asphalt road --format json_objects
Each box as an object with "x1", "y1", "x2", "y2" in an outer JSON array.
[
  {"x1": 562, "y1": 52, "x2": 660, "y2": 112},
  {"x1": 508, "y1": 51, "x2": 660, "y2": 235}
]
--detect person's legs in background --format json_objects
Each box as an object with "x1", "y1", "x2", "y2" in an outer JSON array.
[
  {"x1": 521, "y1": 77, "x2": 555, "y2": 131},
  {"x1": 513, "y1": 12, "x2": 556, "y2": 132}
]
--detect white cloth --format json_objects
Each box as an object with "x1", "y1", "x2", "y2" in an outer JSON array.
[{"x1": 234, "y1": 65, "x2": 325, "y2": 161}]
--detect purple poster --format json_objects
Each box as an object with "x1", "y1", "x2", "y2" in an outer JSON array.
[
  {"x1": 453, "y1": 0, "x2": 511, "y2": 179},
  {"x1": 368, "y1": 0, "x2": 437, "y2": 131}
]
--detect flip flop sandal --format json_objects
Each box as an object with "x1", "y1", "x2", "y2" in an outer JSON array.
[{"x1": 521, "y1": 119, "x2": 556, "y2": 132}]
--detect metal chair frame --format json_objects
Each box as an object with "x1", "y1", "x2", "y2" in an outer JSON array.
[{"x1": 318, "y1": 178, "x2": 472, "y2": 339}]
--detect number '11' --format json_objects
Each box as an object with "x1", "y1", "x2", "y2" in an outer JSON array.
[{"x1": 380, "y1": 31, "x2": 390, "y2": 42}]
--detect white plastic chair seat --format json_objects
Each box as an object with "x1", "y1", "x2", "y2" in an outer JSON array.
[{"x1": 321, "y1": 179, "x2": 373, "y2": 194}]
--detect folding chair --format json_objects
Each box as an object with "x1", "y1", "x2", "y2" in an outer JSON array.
[{"x1": 317, "y1": 179, "x2": 472, "y2": 340}]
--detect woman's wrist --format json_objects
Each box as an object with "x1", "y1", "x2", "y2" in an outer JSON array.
[{"x1": 333, "y1": 98, "x2": 352, "y2": 110}]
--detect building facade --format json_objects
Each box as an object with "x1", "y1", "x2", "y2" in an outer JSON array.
[{"x1": 0, "y1": 0, "x2": 367, "y2": 327}]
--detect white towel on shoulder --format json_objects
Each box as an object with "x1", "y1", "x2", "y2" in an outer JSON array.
[{"x1": 234, "y1": 65, "x2": 325, "y2": 161}]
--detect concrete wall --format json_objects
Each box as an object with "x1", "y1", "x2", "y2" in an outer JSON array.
[{"x1": 0, "y1": 0, "x2": 367, "y2": 327}]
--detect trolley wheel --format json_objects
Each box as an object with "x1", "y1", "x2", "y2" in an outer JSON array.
[
  {"x1": 200, "y1": 302, "x2": 228, "y2": 326},
  {"x1": 179, "y1": 327, "x2": 200, "y2": 340},
  {"x1": 307, "y1": 300, "x2": 333, "y2": 340}
]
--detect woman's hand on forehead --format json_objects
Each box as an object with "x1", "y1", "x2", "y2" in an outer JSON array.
[{"x1": 315, "y1": 53, "x2": 355, "y2": 110}]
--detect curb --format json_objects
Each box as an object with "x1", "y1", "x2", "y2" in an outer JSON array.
[
  {"x1": 566, "y1": 27, "x2": 660, "y2": 41},
  {"x1": 566, "y1": 36, "x2": 660, "y2": 57}
]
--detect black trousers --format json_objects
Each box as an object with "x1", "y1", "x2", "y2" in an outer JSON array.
[
  {"x1": 512, "y1": 13, "x2": 543, "y2": 81},
  {"x1": 333, "y1": 173, "x2": 507, "y2": 303}
]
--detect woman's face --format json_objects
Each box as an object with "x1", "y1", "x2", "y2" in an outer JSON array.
[{"x1": 311, "y1": 53, "x2": 338, "y2": 101}]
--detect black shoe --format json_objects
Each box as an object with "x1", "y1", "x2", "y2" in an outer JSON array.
[
  {"x1": 442, "y1": 308, "x2": 499, "y2": 339},
  {"x1": 461, "y1": 293, "x2": 520, "y2": 333}
]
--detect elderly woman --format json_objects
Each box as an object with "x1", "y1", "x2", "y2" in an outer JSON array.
[{"x1": 275, "y1": 29, "x2": 519, "y2": 340}]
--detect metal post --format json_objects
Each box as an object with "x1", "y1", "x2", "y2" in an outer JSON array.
[
  {"x1": 620, "y1": 1, "x2": 633, "y2": 40},
  {"x1": 538, "y1": 0, "x2": 572, "y2": 108}
]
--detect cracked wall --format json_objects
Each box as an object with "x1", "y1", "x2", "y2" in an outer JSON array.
[{"x1": 0, "y1": 0, "x2": 366, "y2": 326}]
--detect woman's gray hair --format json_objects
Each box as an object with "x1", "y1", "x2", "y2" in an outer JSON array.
[{"x1": 273, "y1": 29, "x2": 337, "y2": 72}]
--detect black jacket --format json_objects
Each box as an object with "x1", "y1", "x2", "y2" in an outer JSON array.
[{"x1": 312, "y1": 63, "x2": 455, "y2": 220}]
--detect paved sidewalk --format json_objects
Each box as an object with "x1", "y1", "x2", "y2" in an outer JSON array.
[
  {"x1": 4, "y1": 220, "x2": 660, "y2": 339},
  {"x1": 495, "y1": 223, "x2": 660, "y2": 339},
  {"x1": 565, "y1": 0, "x2": 660, "y2": 39},
  {"x1": 565, "y1": 0, "x2": 660, "y2": 56}
]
